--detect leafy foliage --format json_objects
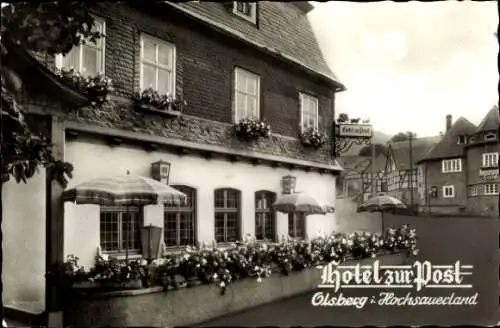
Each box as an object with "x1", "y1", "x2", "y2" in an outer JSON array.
[
  {"x1": 56, "y1": 68, "x2": 113, "y2": 106},
  {"x1": 299, "y1": 127, "x2": 326, "y2": 149},
  {"x1": 234, "y1": 117, "x2": 272, "y2": 140},
  {"x1": 390, "y1": 131, "x2": 417, "y2": 142},
  {"x1": 1, "y1": 1, "x2": 104, "y2": 185},
  {"x1": 62, "y1": 225, "x2": 418, "y2": 295},
  {"x1": 1, "y1": 1, "x2": 102, "y2": 56},
  {"x1": 358, "y1": 143, "x2": 389, "y2": 157},
  {"x1": 136, "y1": 87, "x2": 187, "y2": 112}
]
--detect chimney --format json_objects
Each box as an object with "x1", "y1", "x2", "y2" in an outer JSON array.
[{"x1": 446, "y1": 115, "x2": 452, "y2": 132}]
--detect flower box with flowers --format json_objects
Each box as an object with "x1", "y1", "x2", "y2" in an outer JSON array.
[
  {"x1": 234, "y1": 117, "x2": 272, "y2": 141},
  {"x1": 63, "y1": 226, "x2": 417, "y2": 327},
  {"x1": 134, "y1": 88, "x2": 186, "y2": 117},
  {"x1": 299, "y1": 127, "x2": 327, "y2": 149},
  {"x1": 55, "y1": 68, "x2": 113, "y2": 106}
]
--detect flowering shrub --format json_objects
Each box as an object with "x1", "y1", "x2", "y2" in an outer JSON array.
[
  {"x1": 299, "y1": 127, "x2": 326, "y2": 149},
  {"x1": 136, "y1": 87, "x2": 187, "y2": 112},
  {"x1": 234, "y1": 117, "x2": 271, "y2": 140},
  {"x1": 63, "y1": 225, "x2": 418, "y2": 295},
  {"x1": 55, "y1": 68, "x2": 113, "y2": 106}
]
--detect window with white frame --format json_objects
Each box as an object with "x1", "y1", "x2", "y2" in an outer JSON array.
[
  {"x1": 232, "y1": 2, "x2": 257, "y2": 23},
  {"x1": 56, "y1": 17, "x2": 106, "y2": 76},
  {"x1": 100, "y1": 206, "x2": 143, "y2": 253},
  {"x1": 234, "y1": 67, "x2": 260, "y2": 122},
  {"x1": 457, "y1": 135, "x2": 467, "y2": 144},
  {"x1": 484, "y1": 183, "x2": 499, "y2": 195},
  {"x1": 482, "y1": 152, "x2": 498, "y2": 168},
  {"x1": 140, "y1": 34, "x2": 176, "y2": 96},
  {"x1": 441, "y1": 159, "x2": 462, "y2": 173},
  {"x1": 300, "y1": 92, "x2": 319, "y2": 132},
  {"x1": 442, "y1": 185, "x2": 455, "y2": 198}
]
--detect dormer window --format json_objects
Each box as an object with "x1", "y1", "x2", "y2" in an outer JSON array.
[
  {"x1": 233, "y1": 2, "x2": 257, "y2": 23},
  {"x1": 484, "y1": 132, "x2": 497, "y2": 141},
  {"x1": 457, "y1": 135, "x2": 467, "y2": 144}
]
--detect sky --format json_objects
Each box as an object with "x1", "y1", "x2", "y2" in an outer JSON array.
[{"x1": 309, "y1": 1, "x2": 498, "y2": 137}]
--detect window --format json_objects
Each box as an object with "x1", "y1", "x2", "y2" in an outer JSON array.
[
  {"x1": 255, "y1": 191, "x2": 276, "y2": 241},
  {"x1": 214, "y1": 188, "x2": 241, "y2": 243},
  {"x1": 56, "y1": 17, "x2": 106, "y2": 76},
  {"x1": 164, "y1": 186, "x2": 196, "y2": 247},
  {"x1": 234, "y1": 67, "x2": 260, "y2": 122},
  {"x1": 469, "y1": 186, "x2": 479, "y2": 196},
  {"x1": 140, "y1": 34, "x2": 176, "y2": 96},
  {"x1": 482, "y1": 152, "x2": 498, "y2": 168},
  {"x1": 484, "y1": 132, "x2": 497, "y2": 141},
  {"x1": 232, "y1": 2, "x2": 257, "y2": 23},
  {"x1": 442, "y1": 185, "x2": 455, "y2": 198},
  {"x1": 300, "y1": 93, "x2": 319, "y2": 132},
  {"x1": 100, "y1": 206, "x2": 143, "y2": 253},
  {"x1": 441, "y1": 159, "x2": 462, "y2": 173},
  {"x1": 457, "y1": 135, "x2": 467, "y2": 144},
  {"x1": 484, "y1": 183, "x2": 499, "y2": 195},
  {"x1": 288, "y1": 213, "x2": 306, "y2": 239}
]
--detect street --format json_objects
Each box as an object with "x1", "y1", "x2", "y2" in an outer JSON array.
[{"x1": 198, "y1": 215, "x2": 500, "y2": 326}]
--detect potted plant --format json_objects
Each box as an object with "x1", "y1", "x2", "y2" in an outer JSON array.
[
  {"x1": 234, "y1": 117, "x2": 271, "y2": 141},
  {"x1": 299, "y1": 127, "x2": 326, "y2": 149},
  {"x1": 55, "y1": 68, "x2": 113, "y2": 106},
  {"x1": 135, "y1": 87, "x2": 187, "y2": 115}
]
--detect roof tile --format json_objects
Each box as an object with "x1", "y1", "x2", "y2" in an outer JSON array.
[
  {"x1": 475, "y1": 105, "x2": 499, "y2": 133},
  {"x1": 389, "y1": 136, "x2": 441, "y2": 170},
  {"x1": 168, "y1": 1, "x2": 340, "y2": 86},
  {"x1": 419, "y1": 117, "x2": 477, "y2": 162}
]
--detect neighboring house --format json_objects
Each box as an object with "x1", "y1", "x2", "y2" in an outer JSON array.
[
  {"x1": 336, "y1": 156, "x2": 371, "y2": 198},
  {"x1": 464, "y1": 106, "x2": 499, "y2": 216},
  {"x1": 3, "y1": 1, "x2": 345, "y2": 316},
  {"x1": 417, "y1": 115, "x2": 477, "y2": 214},
  {"x1": 384, "y1": 135, "x2": 442, "y2": 208},
  {"x1": 336, "y1": 154, "x2": 387, "y2": 203},
  {"x1": 360, "y1": 154, "x2": 389, "y2": 202},
  {"x1": 417, "y1": 107, "x2": 499, "y2": 217}
]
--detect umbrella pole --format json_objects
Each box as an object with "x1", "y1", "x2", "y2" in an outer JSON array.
[
  {"x1": 381, "y1": 211, "x2": 385, "y2": 235},
  {"x1": 125, "y1": 207, "x2": 129, "y2": 264}
]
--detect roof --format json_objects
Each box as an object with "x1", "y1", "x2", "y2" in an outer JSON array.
[
  {"x1": 165, "y1": 1, "x2": 344, "y2": 90},
  {"x1": 389, "y1": 136, "x2": 442, "y2": 170},
  {"x1": 475, "y1": 105, "x2": 499, "y2": 133},
  {"x1": 418, "y1": 117, "x2": 477, "y2": 162}
]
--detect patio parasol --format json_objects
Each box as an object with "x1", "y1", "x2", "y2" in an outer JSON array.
[
  {"x1": 62, "y1": 175, "x2": 187, "y2": 261},
  {"x1": 357, "y1": 195, "x2": 406, "y2": 233},
  {"x1": 272, "y1": 192, "x2": 335, "y2": 215}
]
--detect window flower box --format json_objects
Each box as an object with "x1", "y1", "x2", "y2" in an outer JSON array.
[
  {"x1": 55, "y1": 68, "x2": 113, "y2": 106},
  {"x1": 234, "y1": 117, "x2": 271, "y2": 141},
  {"x1": 58, "y1": 225, "x2": 418, "y2": 297},
  {"x1": 134, "y1": 88, "x2": 186, "y2": 117},
  {"x1": 64, "y1": 244, "x2": 413, "y2": 327},
  {"x1": 299, "y1": 127, "x2": 326, "y2": 149}
]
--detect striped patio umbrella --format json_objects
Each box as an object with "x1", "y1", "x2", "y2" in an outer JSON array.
[
  {"x1": 62, "y1": 175, "x2": 187, "y2": 206},
  {"x1": 357, "y1": 195, "x2": 406, "y2": 233},
  {"x1": 272, "y1": 193, "x2": 335, "y2": 215},
  {"x1": 62, "y1": 175, "x2": 187, "y2": 262}
]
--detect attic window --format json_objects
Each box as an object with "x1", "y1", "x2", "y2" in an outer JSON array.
[
  {"x1": 484, "y1": 132, "x2": 497, "y2": 141},
  {"x1": 457, "y1": 135, "x2": 467, "y2": 144},
  {"x1": 233, "y1": 2, "x2": 257, "y2": 23}
]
